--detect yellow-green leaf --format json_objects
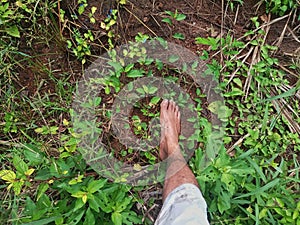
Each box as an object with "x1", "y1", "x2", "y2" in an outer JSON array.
[
  {"x1": 82, "y1": 194, "x2": 88, "y2": 204},
  {"x1": 133, "y1": 164, "x2": 142, "y2": 171},
  {"x1": 71, "y1": 191, "x2": 86, "y2": 198},
  {"x1": 34, "y1": 127, "x2": 44, "y2": 133},
  {"x1": 13, "y1": 180, "x2": 24, "y2": 195},
  {"x1": 91, "y1": 6, "x2": 97, "y2": 14},
  {"x1": 25, "y1": 168, "x2": 35, "y2": 176},
  {"x1": 0, "y1": 170, "x2": 16, "y2": 182}
]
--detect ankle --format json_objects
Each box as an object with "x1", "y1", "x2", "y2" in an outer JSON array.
[{"x1": 166, "y1": 143, "x2": 181, "y2": 156}]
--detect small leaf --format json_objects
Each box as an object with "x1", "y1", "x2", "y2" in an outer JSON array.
[
  {"x1": 175, "y1": 14, "x2": 186, "y2": 21},
  {"x1": 35, "y1": 127, "x2": 44, "y2": 133},
  {"x1": 0, "y1": 170, "x2": 16, "y2": 182},
  {"x1": 168, "y1": 55, "x2": 179, "y2": 63},
  {"x1": 173, "y1": 33, "x2": 185, "y2": 40},
  {"x1": 72, "y1": 191, "x2": 87, "y2": 198},
  {"x1": 5, "y1": 25, "x2": 20, "y2": 38},
  {"x1": 107, "y1": 61, "x2": 123, "y2": 74},
  {"x1": 150, "y1": 96, "x2": 160, "y2": 105},
  {"x1": 133, "y1": 164, "x2": 142, "y2": 171},
  {"x1": 78, "y1": 5, "x2": 85, "y2": 15},
  {"x1": 124, "y1": 63, "x2": 134, "y2": 72},
  {"x1": 13, "y1": 180, "x2": 24, "y2": 195},
  {"x1": 63, "y1": 119, "x2": 69, "y2": 126},
  {"x1": 162, "y1": 18, "x2": 172, "y2": 25},
  {"x1": 36, "y1": 183, "x2": 49, "y2": 201},
  {"x1": 24, "y1": 168, "x2": 35, "y2": 176},
  {"x1": 82, "y1": 194, "x2": 88, "y2": 204},
  {"x1": 208, "y1": 100, "x2": 223, "y2": 114},
  {"x1": 91, "y1": 6, "x2": 97, "y2": 14}
]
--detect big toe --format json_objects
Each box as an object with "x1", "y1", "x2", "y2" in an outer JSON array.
[{"x1": 160, "y1": 99, "x2": 169, "y2": 113}]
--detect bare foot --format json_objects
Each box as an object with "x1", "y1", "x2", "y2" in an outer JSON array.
[{"x1": 159, "y1": 99, "x2": 181, "y2": 160}]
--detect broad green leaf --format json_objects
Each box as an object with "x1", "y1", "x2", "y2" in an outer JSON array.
[
  {"x1": 223, "y1": 87, "x2": 244, "y2": 97},
  {"x1": 87, "y1": 179, "x2": 106, "y2": 194},
  {"x1": 124, "y1": 63, "x2": 134, "y2": 72},
  {"x1": 162, "y1": 18, "x2": 172, "y2": 25},
  {"x1": 122, "y1": 211, "x2": 142, "y2": 224},
  {"x1": 24, "y1": 145, "x2": 44, "y2": 165},
  {"x1": 13, "y1": 180, "x2": 24, "y2": 195},
  {"x1": 127, "y1": 69, "x2": 144, "y2": 78},
  {"x1": 233, "y1": 78, "x2": 242, "y2": 87},
  {"x1": 13, "y1": 155, "x2": 28, "y2": 175},
  {"x1": 115, "y1": 197, "x2": 132, "y2": 212},
  {"x1": 150, "y1": 96, "x2": 160, "y2": 105},
  {"x1": 234, "y1": 178, "x2": 280, "y2": 199},
  {"x1": 67, "y1": 208, "x2": 85, "y2": 224},
  {"x1": 73, "y1": 198, "x2": 85, "y2": 212},
  {"x1": 5, "y1": 25, "x2": 20, "y2": 38},
  {"x1": 175, "y1": 14, "x2": 186, "y2": 21},
  {"x1": 36, "y1": 183, "x2": 49, "y2": 201},
  {"x1": 0, "y1": 170, "x2": 16, "y2": 182},
  {"x1": 21, "y1": 216, "x2": 60, "y2": 225},
  {"x1": 112, "y1": 211, "x2": 122, "y2": 225},
  {"x1": 72, "y1": 191, "x2": 86, "y2": 198},
  {"x1": 108, "y1": 61, "x2": 123, "y2": 74},
  {"x1": 88, "y1": 198, "x2": 100, "y2": 213},
  {"x1": 83, "y1": 208, "x2": 95, "y2": 225}
]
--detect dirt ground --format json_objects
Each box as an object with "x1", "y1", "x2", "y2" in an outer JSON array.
[
  {"x1": 15, "y1": 0, "x2": 299, "y2": 222},
  {"x1": 16, "y1": 0, "x2": 299, "y2": 96}
]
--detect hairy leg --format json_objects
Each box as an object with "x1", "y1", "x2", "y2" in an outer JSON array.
[{"x1": 159, "y1": 99, "x2": 199, "y2": 201}]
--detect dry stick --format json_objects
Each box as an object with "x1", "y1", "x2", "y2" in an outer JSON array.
[
  {"x1": 274, "y1": 11, "x2": 291, "y2": 48},
  {"x1": 0, "y1": 140, "x2": 22, "y2": 147},
  {"x1": 287, "y1": 26, "x2": 300, "y2": 43},
  {"x1": 226, "y1": 46, "x2": 254, "y2": 85},
  {"x1": 243, "y1": 45, "x2": 259, "y2": 100},
  {"x1": 220, "y1": 0, "x2": 225, "y2": 66},
  {"x1": 278, "y1": 63, "x2": 300, "y2": 78},
  {"x1": 220, "y1": 15, "x2": 289, "y2": 75},
  {"x1": 234, "y1": 4, "x2": 239, "y2": 25},
  {"x1": 123, "y1": 6, "x2": 157, "y2": 37},
  {"x1": 227, "y1": 123, "x2": 263, "y2": 155},
  {"x1": 57, "y1": 0, "x2": 62, "y2": 37},
  {"x1": 272, "y1": 84, "x2": 300, "y2": 134},
  {"x1": 244, "y1": 14, "x2": 272, "y2": 100}
]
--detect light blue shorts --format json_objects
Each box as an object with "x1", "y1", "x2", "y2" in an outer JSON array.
[{"x1": 155, "y1": 183, "x2": 210, "y2": 225}]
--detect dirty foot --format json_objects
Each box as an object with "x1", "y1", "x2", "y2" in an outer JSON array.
[{"x1": 159, "y1": 99, "x2": 181, "y2": 160}]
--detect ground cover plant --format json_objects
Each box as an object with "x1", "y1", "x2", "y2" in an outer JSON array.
[{"x1": 0, "y1": 0, "x2": 299, "y2": 224}]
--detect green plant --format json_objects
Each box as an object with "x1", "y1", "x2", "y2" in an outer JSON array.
[
  {"x1": 194, "y1": 20, "x2": 300, "y2": 223},
  {"x1": 264, "y1": 0, "x2": 299, "y2": 16},
  {"x1": 162, "y1": 9, "x2": 186, "y2": 25},
  {"x1": 0, "y1": 1, "x2": 20, "y2": 37},
  {"x1": 66, "y1": 29, "x2": 93, "y2": 64}
]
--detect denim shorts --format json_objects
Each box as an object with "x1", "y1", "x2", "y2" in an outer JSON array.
[{"x1": 154, "y1": 183, "x2": 210, "y2": 225}]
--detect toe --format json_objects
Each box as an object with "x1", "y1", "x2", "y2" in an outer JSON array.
[
  {"x1": 169, "y1": 100, "x2": 175, "y2": 111},
  {"x1": 161, "y1": 99, "x2": 169, "y2": 111}
]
